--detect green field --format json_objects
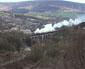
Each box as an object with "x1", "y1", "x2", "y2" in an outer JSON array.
[{"x1": 25, "y1": 12, "x2": 85, "y2": 19}]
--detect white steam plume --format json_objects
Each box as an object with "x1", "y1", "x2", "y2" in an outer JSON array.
[{"x1": 34, "y1": 16, "x2": 85, "y2": 33}]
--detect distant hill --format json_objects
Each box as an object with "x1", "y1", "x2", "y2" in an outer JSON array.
[{"x1": 0, "y1": 1, "x2": 85, "y2": 13}]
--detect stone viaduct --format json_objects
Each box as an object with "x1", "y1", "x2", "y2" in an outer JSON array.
[{"x1": 31, "y1": 31, "x2": 57, "y2": 42}]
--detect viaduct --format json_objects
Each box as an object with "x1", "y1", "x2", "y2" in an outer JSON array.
[{"x1": 31, "y1": 31, "x2": 57, "y2": 42}]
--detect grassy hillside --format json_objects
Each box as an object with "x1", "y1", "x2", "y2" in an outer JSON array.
[{"x1": 0, "y1": 1, "x2": 85, "y2": 13}]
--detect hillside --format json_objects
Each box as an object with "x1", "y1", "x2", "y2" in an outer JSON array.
[{"x1": 0, "y1": 1, "x2": 85, "y2": 13}]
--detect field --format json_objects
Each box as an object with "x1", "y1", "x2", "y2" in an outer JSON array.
[{"x1": 24, "y1": 11, "x2": 85, "y2": 20}]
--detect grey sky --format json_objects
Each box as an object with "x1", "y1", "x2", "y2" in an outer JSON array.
[{"x1": 0, "y1": 0, "x2": 85, "y2": 3}]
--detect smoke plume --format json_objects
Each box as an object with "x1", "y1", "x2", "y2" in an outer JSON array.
[{"x1": 34, "y1": 16, "x2": 85, "y2": 33}]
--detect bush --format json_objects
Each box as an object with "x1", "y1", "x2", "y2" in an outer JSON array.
[
  {"x1": 0, "y1": 32, "x2": 22, "y2": 53},
  {"x1": 30, "y1": 43, "x2": 44, "y2": 62},
  {"x1": 24, "y1": 37, "x2": 36, "y2": 46}
]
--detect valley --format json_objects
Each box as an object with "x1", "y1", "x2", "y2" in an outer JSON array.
[{"x1": 0, "y1": 1, "x2": 85, "y2": 69}]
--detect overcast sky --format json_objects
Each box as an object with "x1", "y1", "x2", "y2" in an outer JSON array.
[
  {"x1": 65, "y1": 0, "x2": 85, "y2": 3},
  {"x1": 0, "y1": 0, "x2": 85, "y2": 3},
  {"x1": 0, "y1": 0, "x2": 31, "y2": 2}
]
